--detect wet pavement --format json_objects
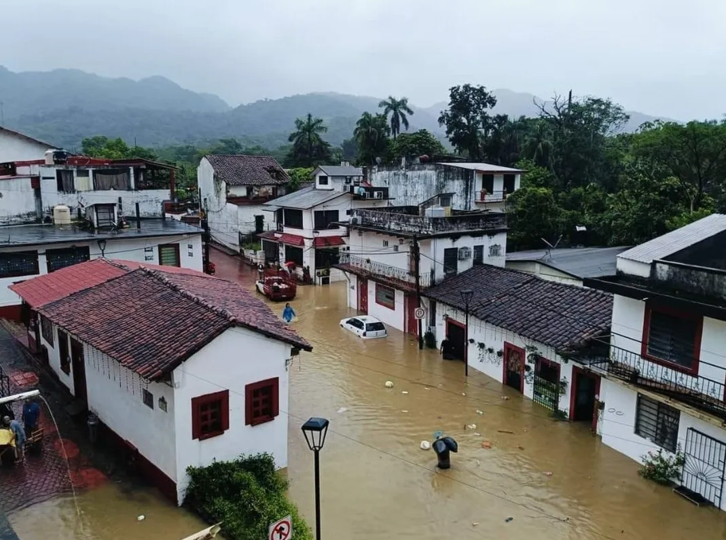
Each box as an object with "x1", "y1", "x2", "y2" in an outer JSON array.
[{"x1": 7, "y1": 248, "x2": 726, "y2": 539}]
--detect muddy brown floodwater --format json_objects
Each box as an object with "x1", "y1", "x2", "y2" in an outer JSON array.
[{"x1": 10, "y1": 251, "x2": 726, "y2": 539}]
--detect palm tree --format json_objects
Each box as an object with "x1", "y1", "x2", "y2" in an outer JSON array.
[
  {"x1": 379, "y1": 96, "x2": 414, "y2": 139},
  {"x1": 286, "y1": 113, "x2": 331, "y2": 167},
  {"x1": 354, "y1": 113, "x2": 391, "y2": 165}
]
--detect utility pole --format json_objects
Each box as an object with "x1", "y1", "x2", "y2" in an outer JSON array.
[{"x1": 413, "y1": 234, "x2": 423, "y2": 349}]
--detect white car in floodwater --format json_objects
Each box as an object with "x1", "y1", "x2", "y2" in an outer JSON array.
[{"x1": 340, "y1": 316, "x2": 388, "y2": 339}]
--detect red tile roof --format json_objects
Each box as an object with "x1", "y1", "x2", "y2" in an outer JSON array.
[
  {"x1": 258, "y1": 231, "x2": 306, "y2": 247},
  {"x1": 313, "y1": 236, "x2": 346, "y2": 248},
  {"x1": 33, "y1": 265, "x2": 311, "y2": 380},
  {"x1": 205, "y1": 155, "x2": 289, "y2": 186},
  {"x1": 9, "y1": 259, "x2": 209, "y2": 309}
]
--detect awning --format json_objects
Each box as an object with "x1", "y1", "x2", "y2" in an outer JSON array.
[
  {"x1": 258, "y1": 231, "x2": 306, "y2": 247},
  {"x1": 313, "y1": 236, "x2": 346, "y2": 248}
]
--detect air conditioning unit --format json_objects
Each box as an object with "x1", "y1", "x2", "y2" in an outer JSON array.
[
  {"x1": 374, "y1": 191, "x2": 383, "y2": 199},
  {"x1": 458, "y1": 247, "x2": 472, "y2": 260}
]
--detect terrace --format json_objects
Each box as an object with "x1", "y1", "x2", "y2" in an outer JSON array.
[{"x1": 336, "y1": 252, "x2": 432, "y2": 291}]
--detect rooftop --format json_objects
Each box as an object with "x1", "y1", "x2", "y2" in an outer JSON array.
[
  {"x1": 315, "y1": 165, "x2": 363, "y2": 177},
  {"x1": 424, "y1": 264, "x2": 612, "y2": 350},
  {"x1": 263, "y1": 185, "x2": 347, "y2": 210},
  {"x1": 619, "y1": 213, "x2": 726, "y2": 264},
  {"x1": 0, "y1": 126, "x2": 56, "y2": 150},
  {"x1": 0, "y1": 219, "x2": 201, "y2": 248},
  {"x1": 23, "y1": 263, "x2": 311, "y2": 380},
  {"x1": 506, "y1": 246, "x2": 630, "y2": 279},
  {"x1": 205, "y1": 154, "x2": 289, "y2": 186},
  {"x1": 440, "y1": 163, "x2": 524, "y2": 174}
]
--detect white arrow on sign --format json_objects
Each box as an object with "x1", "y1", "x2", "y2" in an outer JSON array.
[{"x1": 269, "y1": 516, "x2": 292, "y2": 540}]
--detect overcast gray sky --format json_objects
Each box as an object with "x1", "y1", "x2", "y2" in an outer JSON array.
[{"x1": 4, "y1": 0, "x2": 725, "y2": 119}]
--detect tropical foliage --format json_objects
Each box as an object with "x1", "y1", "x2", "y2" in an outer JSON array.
[
  {"x1": 379, "y1": 96, "x2": 414, "y2": 138},
  {"x1": 285, "y1": 113, "x2": 332, "y2": 167},
  {"x1": 354, "y1": 112, "x2": 391, "y2": 166}
]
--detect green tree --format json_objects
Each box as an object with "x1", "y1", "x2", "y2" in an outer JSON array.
[
  {"x1": 286, "y1": 167, "x2": 314, "y2": 192},
  {"x1": 390, "y1": 129, "x2": 445, "y2": 161},
  {"x1": 438, "y1": 84, "x2": 498, "y2": 161},
  {"x1": 379, "y1": 96, "x2": 414, "y2": 139},
  {"x1": 341, "y1": 138, "x2": 358, "y2": 163},
  {"x1": 354, "y1": 112, "x2": 391, "y2": 166},
  {"x1": 81, "y1": 135, "x2": 158, "y2": 160},
  {"x1": 506, "y1": 187, "x2": 563, "y2": 250},
  {"x1": 285, "y1": 114, "x2": 332, "y2": 167}
]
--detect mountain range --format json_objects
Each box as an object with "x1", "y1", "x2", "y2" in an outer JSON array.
[{"x1": 0, "y1": 66, "x2": 665, "y2": 151}]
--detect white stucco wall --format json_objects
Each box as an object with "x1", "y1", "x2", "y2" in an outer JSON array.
[
  {"x1": 0, "y1": 177, "x2": 38, "y2": 225},
  {"x1": 173, "y1": 326, "x2": 292, "y2": 503},
  {"x1": 0, "y1": 232, "x2": 203, "y2": 307},
  {"x1": 0, "y1": 130, "x2": 54, "y2": 163},
  {"x1": 616, "y1": 257, "x2": 651, "y2": 278},
  {"x1": 366, "y1": 280, "x2": 407, "y2": 332},
  {"x1": 39, "y1": 318, "x2": 75, "y2": 393}
]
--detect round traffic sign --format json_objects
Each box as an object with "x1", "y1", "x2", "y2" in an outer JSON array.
[
  {"x1": 414, "y1": 307, "x2": 426, "y2": 320},
  {"x1": 269, "y1": 516, "x2": 292, "y2": 540}
]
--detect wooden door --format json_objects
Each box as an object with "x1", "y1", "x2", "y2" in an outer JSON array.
[
  {"x1": 405, "y1": 294, "x2": 418, "y2": 336},
  {"x1": 503, "y1": 342, "x2": 525, "y2": 393},
  {"x1": 359, "y1": 278, "x2": 368, "y2": 313},
  {"x1": 70, "y1": 338, "x2": 87, "y2": 406}
]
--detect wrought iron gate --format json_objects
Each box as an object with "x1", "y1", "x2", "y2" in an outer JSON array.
[
  {"x1": 681, "y1": 428, "x2": 726, "y2": 507},
  {"x1": 532, "y1": 375, "x2": 559, "y2": 411},
  {"x1": 0, "y1": 366, "x2": 9, "y2": 398}
]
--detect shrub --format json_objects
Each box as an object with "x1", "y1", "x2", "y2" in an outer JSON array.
[
  {"x1": 638, "y1": 448, "x2": 685, "y2": 486},
  {"x1": 423, "y1": 331, "x2": 436, "y2": 349},
  {"x1": 185, "y1": 453, "x2": 313, "y2": 540}
]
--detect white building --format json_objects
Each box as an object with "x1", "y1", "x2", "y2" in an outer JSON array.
[
  {"x1": 197, "y1": 155, "x2": 289, "y2": 252},
  {"x1": 338, "y1": 194, "x2": 508, "y2": 335},
  {"x1": 582, "y1": 214, "x2": 726, "y2": 510},
  {"x1": 11, "y1": 259, "x2": 312, "y2": 504},
  {"x1": 0, "y1": 126, "x2": 56, "y2": 163},
  {"x1": 260, "y1": 165, "x2": 387, "y2": 285},
  {"x1": 370, "y1": 162, "x2": 523, "y2": 212},
  {"x1": 423, "y1": 264, "x2": 612, "y2": 422},
  {"x1": 0, "y1": 215, "x2": 202, "y2": 320}
]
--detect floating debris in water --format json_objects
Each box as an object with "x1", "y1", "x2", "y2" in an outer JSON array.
[
  {"x1": 544, "y1": 472, "x2": 553, "y2": 476},
  {"x1": 401, "y1": 391, "x2": 409, "y2": 395},
  {"x1": 466, "y1": 424, "x2": 477, "y2": 430},
  {"x1": 385, "y1": 381, "x2": 394, "y2": 388},
  {"x1": 420, "y1": 441, "x2": 431, "y2": 450},
  {"x1": 137, "y1": 515, "x2": 145, "y2": 522},
  {"x1": 475, "y1": 410, "x2": 483, "y2": 415},
  {"x1": 401, "y1": 409, "x2": 408, "y2": 413},
  {"x1": 337, "y1": 407, "x2": 347, "y2": 414},
  {"x1": 481, "y1": 441, "x2": 492, "y2": 449},
  {"x1": 505, "y1": 517, "x2": 513, "y2": 523}
]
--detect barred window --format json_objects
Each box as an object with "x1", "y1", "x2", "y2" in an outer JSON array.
[
  {"x1": 46, "y1": 246, "x2": 90, "y2": 273},
  {"x1": 635, "y1": 395, "x2": 680, "y2": 452},
  {"x1": 645, "y1": 306, "x2": 700, "y2": 372},
  {"x1": 0, "y1": 251, "x2": 39, "y2": 278},
  {"x1": 40, "y1": 315, "x2": 53, "y2": 346}
]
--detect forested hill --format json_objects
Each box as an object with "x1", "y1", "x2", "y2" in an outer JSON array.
[{"x1": 0, "y1": 66, "x2": 665, "y2": 150}]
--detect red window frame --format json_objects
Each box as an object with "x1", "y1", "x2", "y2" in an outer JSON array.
[
  {"x1": 245, "y1": 378, "x2": 279, "y2": 426},
  {"x1": 191, "y1": 390, "x2": 229, "y2": 440},
  {"x1": 375, "y1": 283, "x2": 395, "y2": 310},
  {"x1": 641, "y1": 304, "x2": 703, "y2": 375}
]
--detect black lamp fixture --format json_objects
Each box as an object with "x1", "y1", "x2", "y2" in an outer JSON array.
[
  {"x1": 301, "y1": 417, "x2": 329, "y2": 540},
  {"x1": 459, "y1": 289, "x2": 474, "y2": 377},
  {"x1": 97, "y1": 239, "x2": 107, "y2": 257}
]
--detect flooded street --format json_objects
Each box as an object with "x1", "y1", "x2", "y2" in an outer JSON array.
[{"x1": 8, "y1": 249, "x2": 726, "y2": 539}]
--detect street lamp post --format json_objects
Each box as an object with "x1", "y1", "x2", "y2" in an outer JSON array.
[
  {"x1": 460, "y1": 289, "x2": 474, "y2": 377},
  {"x1": 301, "y1": 417, "x2": 329, "y2": 540}
]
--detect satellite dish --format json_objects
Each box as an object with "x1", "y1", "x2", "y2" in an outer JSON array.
[{"x1": 375, "y1": 157, "x2": 382, "y2": 165}]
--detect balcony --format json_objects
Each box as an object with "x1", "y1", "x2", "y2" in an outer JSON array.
[
  {"x1": 350, "y1": 208, "x2": 506, "y2": 237},
  {"x1": 572, "y1": 343, "x2": 726, "y2": 421},
  {"x1": 475, "y1": 190, "x2": 508, "y2": 203},
  {"x1": 336, "y1": 252, "x2": 431, "y2": 291},
  {"x1": 349, "y1": 185, "x2": 390, "y2": 200}
]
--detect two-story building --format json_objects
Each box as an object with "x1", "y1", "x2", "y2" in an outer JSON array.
[
  {"x1": 336, "y1": 194, "x2": 508, "y2": 335},
  {"x1": 259, "y1": 166, "x2": 388, "y2": 285},
  {"x1": 581, "y1": 214, "x2": 726, "y2": 510},
  {"x1": 197, "y1": 155, "x2": 289, "y2": 251},
  {"x1": 370, "y1": 162, "x2": 523, "y2": 212},
  {"x1": 11, "y1": 259, "x2": 312, "y2": 504}
]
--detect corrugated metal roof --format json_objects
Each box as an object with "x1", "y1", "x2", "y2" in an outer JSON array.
[
  {"x1": 440, "y1": 163, "x2": 524, "y2": 173},
  {"x1": 619, "y1": 214, "x2": 726, "y2": 263},
  {"x1": 316, "y1": 165, "x2": 363, "y2": 177},
  {"x1": 506, "y1": 246, "x2": 630, "y2": 278},
  {"x1": 262, "y1": 186, "x2": 346, "y2": 209}
]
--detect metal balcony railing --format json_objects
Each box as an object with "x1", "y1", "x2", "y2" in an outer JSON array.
[
  {"x1": 351, "y1": 209, "x2": 506, "y2": 235},
  {"x1": 577, "y1": 343, "x2": 726, "y2": 420},
  {"x1": 476, "y1": 190, "x2": 508, "y2": 203},
  {"x1": 337, "y1": 253, "x2": 431, "y2": 289}
]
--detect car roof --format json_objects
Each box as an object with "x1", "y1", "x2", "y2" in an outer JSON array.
[{"x1": 351, "y1": 315, "x2": 382, "y2": 323}]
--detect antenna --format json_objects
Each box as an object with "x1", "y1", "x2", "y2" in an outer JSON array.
[{"x1": 540, "y1": 235, "x2": 562, "y2": 259}]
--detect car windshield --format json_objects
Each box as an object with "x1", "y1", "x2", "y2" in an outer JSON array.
[{"x1": 366, "y1": 322, "x2": 385, "y2": 331}]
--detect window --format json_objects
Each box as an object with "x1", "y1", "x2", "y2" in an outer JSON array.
[
  {"x1": 56, "y1": 170, "x2": 75, "y2": 193},
  {"x1": 284, "y1": 209, "x2": 303, "y2": 229},
  {"x1": 318, "y1": 175, "x2": 329, "y2": 186},
  {"x1": 439, "y1": 195, "x2": 452, "y2": 207},
  {"x1": 443, "y1": 248, "x2": 458, "y2": 276},
  {"x1": 93, "y1": 168, "x2": 130, "y2": 190},
  {"x1": 245, "y1": 378, "x2": 279, "y2": 426},
  {"x1": 0, "y1": 251, "x2": 39, "y2": 278},
  {"x1": 142, "y1": 389, "x2": 154, "y2": 409},
  {"x1": 40, "y1": 315, "x2": 53, "y2": 346},
  {"x1": 285, "y1": 245, "x2": 304, "y2": 266},
  {"x1": 489, "y1": 244, "x2": 502, "y2": 257},
  {"x1": 192, "y1": 390, "x2": 229, "y2": 440},
  {"x1": 95, "y1": 204, "x2": 116, "y2": 228},
  {"x1": 393, "y1": 245, "x2": 399, "y2": 252},
  {"x1": 481, "y1": 174, "x2": 494, "y2": 194},
  {"x1": 262, "y1": 240, "x2": 279, "y2": 263},
  {"x1": 315, "y1": 248, "x2": 340, "y2": 269},
  {"x1": 46, "y1": 246, "x2": 90, "y2": 273},
  {"x1": 313, "y1": 210, "x2": 339, "y2": 230},
  {"x1": 635, "y1": 395, "x2": 680, "y2": 452},
  {"x1": 503, "y1": 174, "x2": 516, "y2": 194},
  {"x1": 375, "y1": 283, "x2": 395, "y2": 309},
  {"x1": 58, "y1": 329, "x2": 70, "y2": 375},
  {"x1": 366, "y1": 322, "x2": 385, "y2": 332},
  {"x1": 643, "y1": 305, "x2": 702, "y2": 373},
  {"x1": 348, "y1": 318, "x2": 364, "y2": 329},
  {"x1": 473, "y1": 245, "x2": 484, "y2": 265},
  {"x1": 158, "y1": 244, "x2": 181, "y2": 267},
  {"x1": 383, "y1": 240, "x2": 389, "y2": 247}
]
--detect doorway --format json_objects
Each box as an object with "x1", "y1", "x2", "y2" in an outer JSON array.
[
  {"x1": 358, "y1": 278, "x2": 368, "y2": 313},
  {"x1": 445, "y1": 319, "x2": 465, "y2": 361},
  {"x1": 532, "y1": 357, "x2": 560, "y2": 411},
  {"x1": 570, "y1": 366, "x2": 600, "y2": 429},
  {"x1": 70, "y1": 338, "x2": 87, "y2": 407},
  {"x1": 503, "y1": 342, "x2": 525, "y2": 393},
  {"x1": 405, "y1": 294, "x2": 418, "y2": 336}
]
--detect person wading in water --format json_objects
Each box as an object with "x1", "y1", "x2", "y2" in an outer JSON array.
[{"x1": 440, "y1": 335, "x2": 455, "y2": 360}]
